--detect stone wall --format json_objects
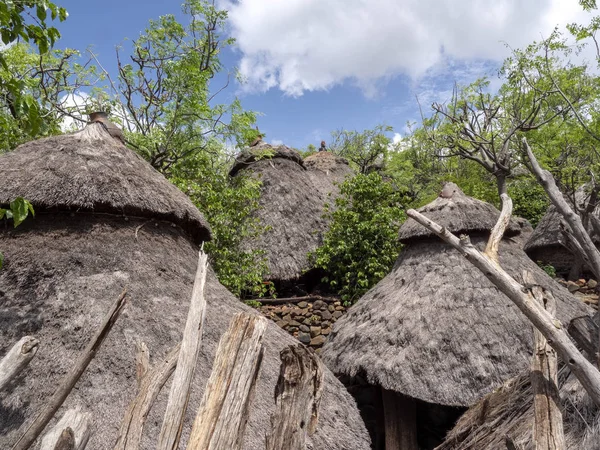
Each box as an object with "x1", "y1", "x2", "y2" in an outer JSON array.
[
  {"x1": 259, "y1": 298, "x2": 348, "y2": 352},
  {"x1": 559, "y1": 277, "x2": 599, "y2": 310}
]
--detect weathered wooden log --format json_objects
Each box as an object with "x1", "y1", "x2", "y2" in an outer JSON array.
[
  {"x1": 114, "y1": 344, "x2": 180, "y2": 450},
  {"x1": 382, "y1": 389, "x2": 418, "y2": 450},
  {"x1": 0, "y1": 336, "x2": 39, "y2": 391},
  {"x1": 265, "y1": 344, "x2": 324, "y2": 450},
  {"x1": 11, "y1": 289, "x2": 127, "y2": 450},
  {"x1": 406, "y1": 208, "x2": 600, "y2": 407},
  {"x1": 39, "y1": 409, "x2": 91, "y2": 450},
  {"x1": 484, "y1": 193, "x2": 512, "y2": 263},
  {"x1": 135, "y1": 340, "x2": 149, "y2": 388},
  {"x1": 186, "y1": 313, "x2": 267, "y2": 450},
  {"x1": 524, "y1": 270, "x2": 565, "y2": 450},
  {"x1": 156, "y1": 251, "x2": 209, "y2": 450},
  {"x1": 568, "y1": 315, "x2": 599, "y2": 360}
]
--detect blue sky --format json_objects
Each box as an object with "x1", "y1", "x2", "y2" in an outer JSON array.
[{"x1": 54, "y1": 0, "x2": 587, "y2": 150}]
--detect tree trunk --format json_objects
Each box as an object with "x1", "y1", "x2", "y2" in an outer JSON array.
[
  {"x1": 39, "y1": 409, "x2": 91, "y2": 450},
  {"x1": 0, "y1": 336, "x2": 39, "y2": 391},
  {"x1": 265, "y1": 345, "x2": 325, "y2": 450},
  {"x1": 157, "y1": 251, "x2": 209, "y2": 450},
  {"x1": 381, "y1": 389, "x2": 418, "y2": 450},
  {"x1": 186, "y1": 313, "x2": 267, "y2": 450}
]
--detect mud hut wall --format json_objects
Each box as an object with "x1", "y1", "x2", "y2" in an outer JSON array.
[{"x1": 0, "y1": 214, "x2": 369, "y2": 450}]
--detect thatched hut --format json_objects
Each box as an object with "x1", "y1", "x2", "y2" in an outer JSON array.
[
  {"x1": 321, "y1": 182, "x2": 590, "y2": 450},
  {"x1": 0, "y1": 124, "x2": 370, "y2": 449},
  {"x1": 230, "y1": 144, "x2": 352, "y2": 290},
  {"x1": 524, "y1": 187, "x2": 600, "y2": 278}
]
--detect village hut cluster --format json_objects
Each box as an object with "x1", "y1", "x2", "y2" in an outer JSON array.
[
  {"x1": 0, "y1": 123, "x2": 370, "y2": 449},
  {"x1": 2, "y1": 117, "x2": 600, "y2": 450}
]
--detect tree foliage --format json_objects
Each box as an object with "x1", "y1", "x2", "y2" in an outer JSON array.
[
  {"x1": 310, "y1": 173, "x2": 407, "y2": 304},
  {"x1": 329, "y1": 124, "x2": 393, "y2": 174}
]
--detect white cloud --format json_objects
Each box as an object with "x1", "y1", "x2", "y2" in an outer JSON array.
[
  {"x1": 271, "y1": 139, "x2": 284, "y2": 146},
  {"x1": 224, "y1": 0, "x2": 588, "y2": 96},
  {"x1": 392, "y1": 133, "x2": 402, "y2": 145}
]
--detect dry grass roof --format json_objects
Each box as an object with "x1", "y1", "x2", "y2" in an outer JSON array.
[
  {"x1": 0, "y1": 123, "x2": 211, "y2": 243},
  {"x1": 229, "y1": 143, "x2": 305, "y2": 176},
  {"x1": 322, "y1": 184, "x2": 590, "y2": 407}
]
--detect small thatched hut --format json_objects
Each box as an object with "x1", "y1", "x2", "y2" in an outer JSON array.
[
  {"x1": 230, "y1": 144, "x2": 352, "y2": 289},
  {"x1": 321, "y1": 182, "x2": 590, "y2": 450},
  {"x1": 524, "y1": 187, "x2": 600, "y2": 278},
  {"x1": 0, "y1": 124, "x2": 370, "y2": 449}
]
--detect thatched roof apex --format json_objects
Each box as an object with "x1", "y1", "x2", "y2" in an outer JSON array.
[
  {"x1": 398, "y1": 182, "x2": 521, "y2": 242},
  {"x1": 0, "y1": 123, "x2": 211, "y2": 243},
  {"x1": 304, "y1": 151, "x2": 350, "y2": 173},
  {"x1": 229, "y1": 143, "x2": 305, "y2": 176}
]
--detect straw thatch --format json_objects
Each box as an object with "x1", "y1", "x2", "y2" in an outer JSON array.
[
  {"x1": 322, "y1": 182, "x2": 591, "y2": 408},
  {"x1": 231, "y1": 145, "x2": 352, "y2": 285},
  {"x1": 0, "y1": 123, "x2": 211, "y2": 244},
  {"x1": 0, "y1": 126, "x2": 370, "y2": 449},
  {"x1": 524, "y1": 186, "x2": 600, "y2": 274},
  {"x1": 437, "y1": 368, "x2": 599, "y2": 450}
]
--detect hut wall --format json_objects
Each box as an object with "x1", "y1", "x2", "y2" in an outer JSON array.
[
  {"x1": 382, "y1": 389, "x2": 418, "y2": 450},
  {"x1": 0, "y1": 213, "x2": 370, "y2": 449}
]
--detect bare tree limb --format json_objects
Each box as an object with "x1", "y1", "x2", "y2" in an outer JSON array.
[
  {"x1": 0, "y1": 336, "x2": 39, "y2": 391},
  {"x1": 484, "y1": 193, "x2": 513, "y2": 263}
]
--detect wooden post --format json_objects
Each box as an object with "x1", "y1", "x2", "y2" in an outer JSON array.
[
  {"x1": 381, "y1": 389, "x2": 418, "y2": 450},
  {"x1": 265, "y1": 344, "x2": 325, "y2": 450},
  {"x1": 114, "y1": 344, "x2": 180, "y2": 450},
  {"x1": 524, "y1": 271, "x2": 565, "y2": 450},
  {"x1": 156, "y1": 251, "x2": 209, "y2": 450},
  {"x1": 0, "y1": 336, "x2": 39, "y2": 391},
  {"x1": 186, "y1": 313, "x2": 267, "y2": 450},
  {"x1": 11, "y1": 289, "x2": 127, "y2": 450},
  {"x1": 39, "y1": 409, "x2": 91, "y2": 450},
  {"x1": 406, "y1": 208, "x2": 600, "y2": 407}
]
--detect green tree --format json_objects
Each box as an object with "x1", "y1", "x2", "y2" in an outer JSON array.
[
  {"x1": 329, "y1": 125, "x2": 393, "y2": 174},
  {"x1": 310, "y1": 173, "x2": 407, "y2": 304}
]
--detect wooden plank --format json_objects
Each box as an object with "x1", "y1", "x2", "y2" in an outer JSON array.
[
  {"x1": 186, "y1": 313, "x2": 267, "y2": 450},
  {"x1": 0, "y1": 336, "x2": 39, "y2": 391},
  {"x1": 265, "y1": 344, "x2": 325, "y2": 450},
  {"x1": 524, "y1": 270, "x2": 565, "y2": 450},
  {"x1": 39, "y1": 409, "x2": 91, "y2": 450},
  {"x1": 156, "y1": 251, "x2": 209, "y2": 450},
  {"x1": 381, "y1": 389, "x2": 418, "y2": 450},
  {"x1": 11, "y1": 289, "x2": 126, "y2": 450},
  {"x1": 113, "y1": 344, "x2": 180, "y2": 450}
]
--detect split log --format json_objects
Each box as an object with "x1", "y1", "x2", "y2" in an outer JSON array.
[
  {"x1": 405, "y1": 208, "x2": 600, "y2": 407},
  {"x1": 0, "y1": 336, "x2": 39, "y2": 391},
  {"x1": 265, "y1": 344, "x2": 324, "y2": 450},
  {"x1": 568, "y1": 316, "x2": 599, "y2": 360},
  {"x1": 135, "y1": 340, "x2": 149, "y2": 388},
  {"x1": 114, "y1": 344, "x2": 180, "y2": 450},
  {"x1": 524, "y1": 137, "x2": 600, "y2": 280},
  {"x1": 524, "y1": 271, "x2": 564, "y2": 450},
  {"x1": 186, "y1": 313, "x2": 267, "y2": 450},
  {"x1": 39, "y1": 409, "x2": 91, "y2": 450},
  {"x1": 156, "y1": 251, "x2": 209, "y2": 450},
  {"x1": 11, "y1": 289, "x2": 127, "y2": 450}
]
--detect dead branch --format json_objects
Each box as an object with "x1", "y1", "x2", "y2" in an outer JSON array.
[
  {"x1": 156, "y1": 251, "x2": 209, "y2": 450},
  {"x1": 405, "y1": 208, "x2": 600, "y2": 407},
  {"x1": 0, "y1": 336, "x2": 39, "y2": 391},
  {"x1": 39, "y1": 409, "x2": 91, "y2": 450},
  {"x1": 11, "y1": 289, "x2": 127, "y2": 450},
  {"x1": 186, "y1": 313, "x2": 267, "y2": 450},
  {"x1": 484, "y1": 193, "x2": 513, "y2": 263}
]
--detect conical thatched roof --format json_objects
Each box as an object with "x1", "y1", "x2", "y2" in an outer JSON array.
[
  {"x1": 437, "y1": 369, "x2": 599, "y2": 450},
  {"x1": 0, "y1": 123, "x2": 211, "y2": 244},
  {"x1": 322, "y1": 183, "x2": 590, "y2": 408},
  {"x1": 0, "y1": 127, "x2": 370, "y2": 449},
  {"x1": 398, "y1": 182, "x2": 521, "y2": 242},
  {"x1": 231, "y1": 144, "x2": 352, "y2": 285},
  {"x1": 229, "y1": 143, "x2": 305, "y2": 176}
]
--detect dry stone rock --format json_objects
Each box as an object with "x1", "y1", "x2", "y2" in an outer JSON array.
[
  {"x1": 313, "y1": 300, "x2": 326, "y2": 310},
  {"x1": 310, "y1": 335, "x2": 326, "y2": 346},
  {"x1": 310, "y1": 326, "x2": 321, "y2": 338},
  {"x1": 300, "y1": 325, "x2": 310, "y2": 333},
  {"x1": 567, "y1": 281, "x2": 580, "y2": 293},
  {"x1": 589, "y1": 279, "x2": 598, "y2": 289},
  {"x1": 333, "y1": 311, "x2": 343, "y2": 319},
  {"x1": 298, "y1": 301, "x2": 308, "y2": 308},
  {"x1": 298, "y1": 332, "x2": 311, "y2": 344}
]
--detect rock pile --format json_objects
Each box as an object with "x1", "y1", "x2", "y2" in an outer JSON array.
[
  {"x1": 259, "y1": 298, "x2": 348, "y2": 351},
  {"x1": 558, "y1": 278, "x2": 599, "y2": 309}
]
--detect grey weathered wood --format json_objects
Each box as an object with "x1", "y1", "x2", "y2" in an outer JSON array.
[
  {"x1": 156, "y1": 251, "x2": 209, "y2": 450},
  {"x1": 406, "y1": 207, "x2": 600, "y2": 408},
  {"x1": 0, "y1": 336, "x2": 39, "y2": 391},
  {"x1": 186, "y1": 313, "x2": 267, "y2": 450},
  {"x1": 135, "y1": 340, "x2": 149, "y2": 388},
  {"x1": 382, "y1": 389, "x2": 418, "y2": 450},
  {"x1": 568, "y1": 316, "x2": 599, "y2": 359},
  {"x1": 11, "y1": 289, "x2": 127, "y2": 450},
  {"x1": 524, "y1": 271, "x2": 565, "y2": 450},
  {"x1": 114, "y1": 344, "x2": 180, "y2": 450},
  {"x1": 40, "y1": 409, "x2": 91, "y2": 450},
  {"x1": 524, "y1": 137, "x2": 600, "y2": 280},
  {"x1": 265, "y1": 344, "x2": 324, "y2": 450},
  {"x1": 484, "y1": 193, "x2": 512, "y2": 263}
]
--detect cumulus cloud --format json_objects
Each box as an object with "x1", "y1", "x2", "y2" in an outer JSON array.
[
  {"x1": 270, "y1": 139, "x2": 284, "y2": 146},
  {"x1": 224, "y1": 0, "x2": 587, "y2": 96}
]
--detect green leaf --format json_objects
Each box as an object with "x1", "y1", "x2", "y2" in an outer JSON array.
[{"x1": 9, "y1": 197, "x2": 33, "y2": 227}]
